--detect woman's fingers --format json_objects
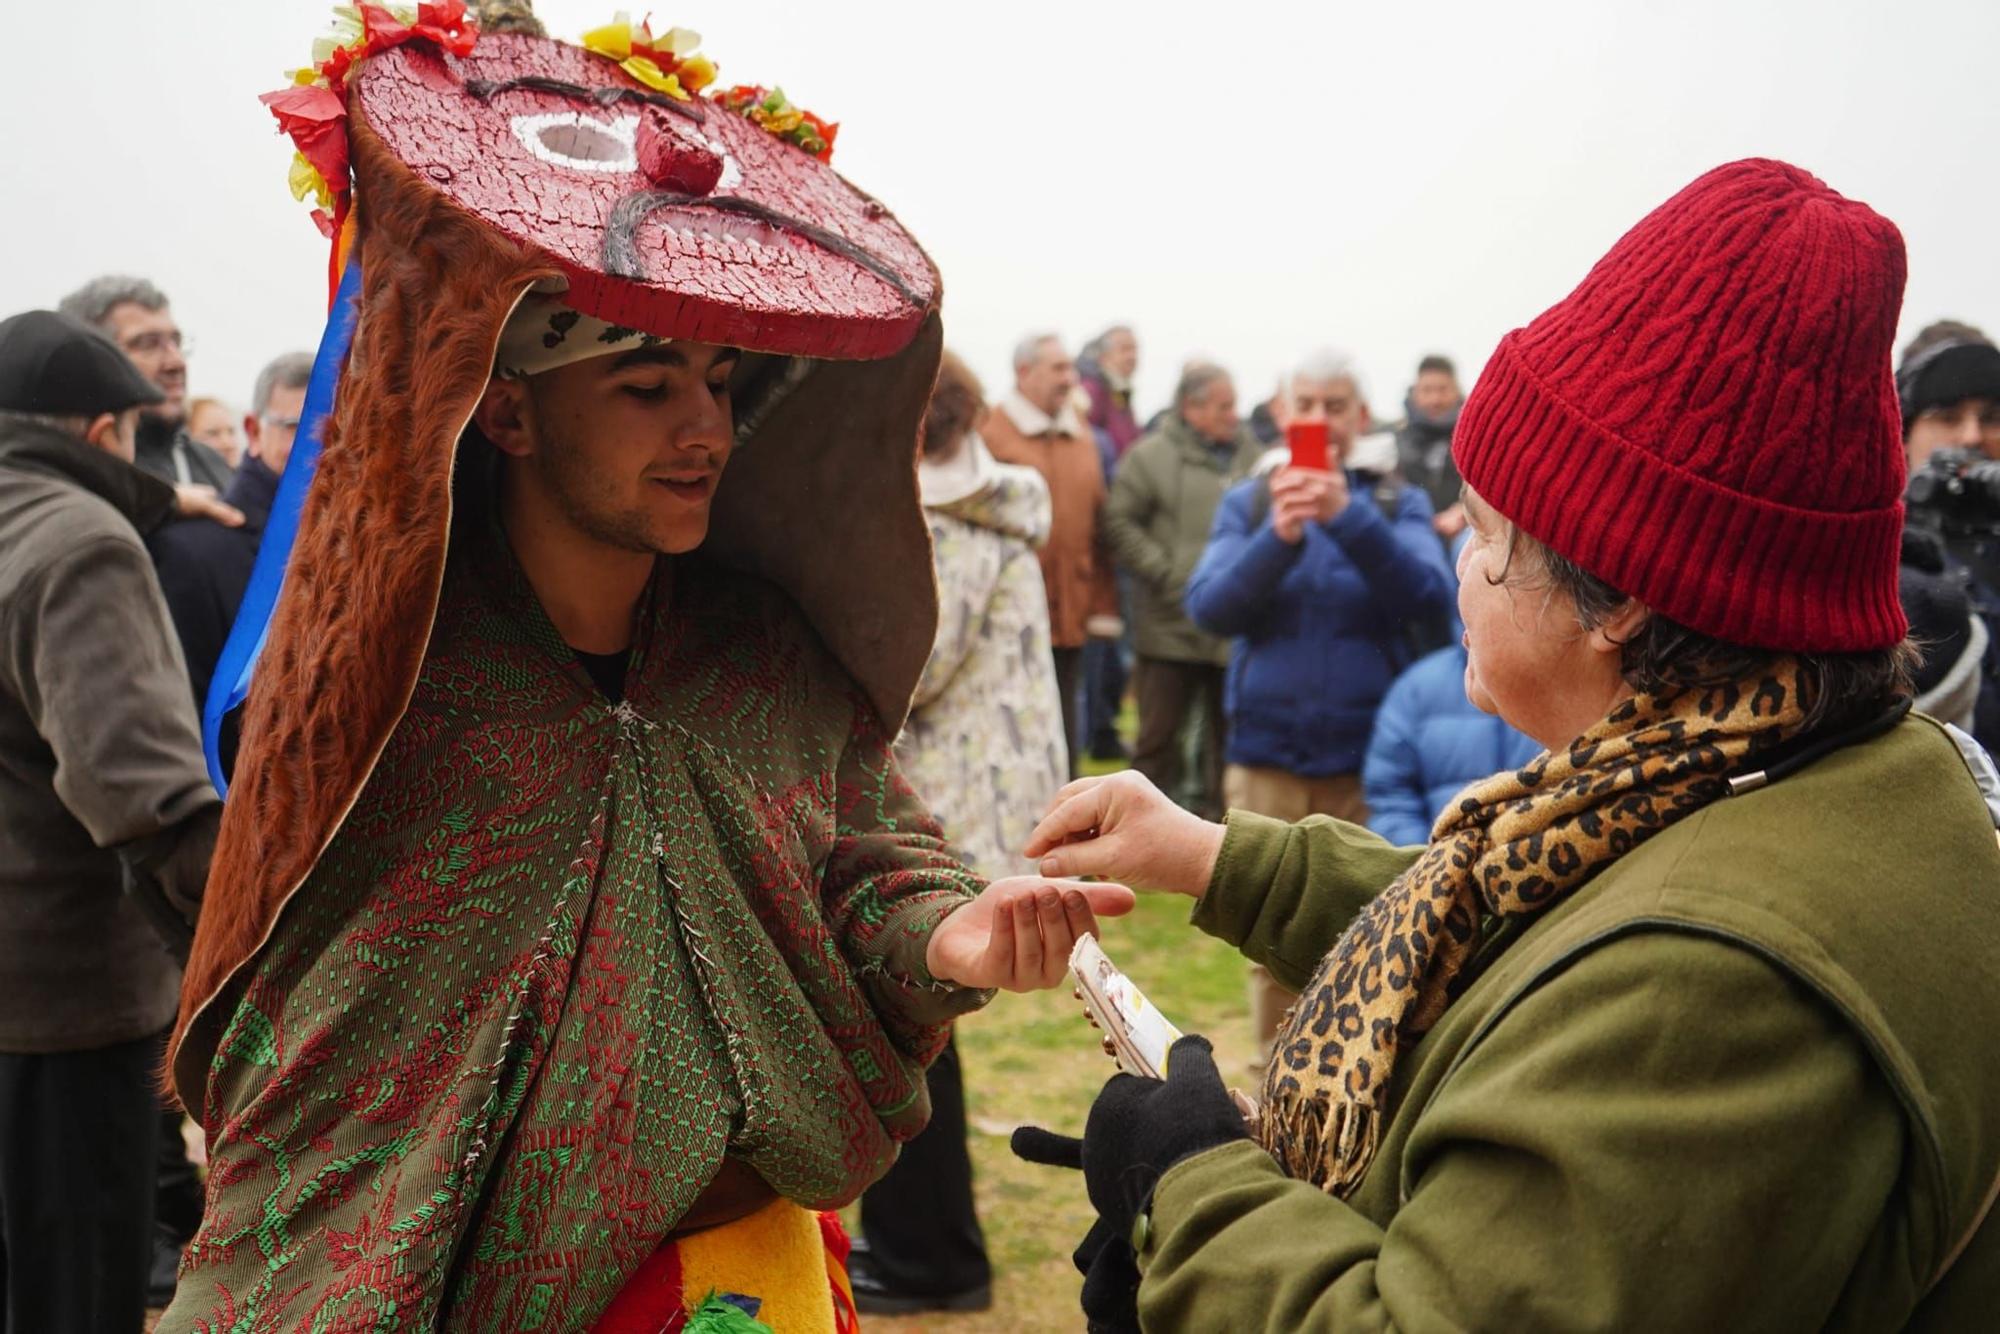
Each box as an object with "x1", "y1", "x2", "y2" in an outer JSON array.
[
  {"x1": 1034, "y1": 886, "x2": 1072, "y2": 987},
  {"x1": 1025, "y1": 787, "x2": 1113, "y2": 861}
]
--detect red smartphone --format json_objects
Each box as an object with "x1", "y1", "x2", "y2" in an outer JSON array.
[{"x1": 1287, "y1": 419, "x2": 1329, "y2": 472}]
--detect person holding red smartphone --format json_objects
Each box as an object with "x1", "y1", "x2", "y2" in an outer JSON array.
[{"x1": 1183, "y1": 350, "x2": 1455, "y2": 1061}]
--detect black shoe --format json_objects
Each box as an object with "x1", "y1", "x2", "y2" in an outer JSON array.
[
  {"x1": 846, "y1": 1245, "x2": 993, "y2": 1315},
  {"x1": 147, "y1": 1226, "x2": 186, "y2": 1308}
]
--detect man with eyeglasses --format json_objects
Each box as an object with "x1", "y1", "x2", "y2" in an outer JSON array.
[
  {"x1": 153, "y1": 351, "x2": 312, "y2": 780},
  {"x1": 58, "y1": 275, "x2": 235, "y2": 491}
]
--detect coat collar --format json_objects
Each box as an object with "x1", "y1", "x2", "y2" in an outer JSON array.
[
  {"x1": 0, "y1": 419, "x2": 176, "y2": 534},
  {"x1": 998, "y1": 389, "x2": 1089, "y2": 441}
]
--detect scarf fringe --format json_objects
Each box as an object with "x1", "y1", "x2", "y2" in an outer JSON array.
[{"x1": 1264, "y1": 1091, "x2": 1380, "y2": 1199}]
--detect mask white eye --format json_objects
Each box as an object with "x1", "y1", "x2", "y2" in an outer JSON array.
[{"x1": 510, "y1": 111, "x2": 639, "y2": 173}]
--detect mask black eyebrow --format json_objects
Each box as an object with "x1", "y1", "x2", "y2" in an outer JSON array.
[
  {"x1": 603, "y1": 191, "x2": 921, "y2": 308},
  {"x1": 464, "y1": 74, "x2": 706, "y2": 125}
]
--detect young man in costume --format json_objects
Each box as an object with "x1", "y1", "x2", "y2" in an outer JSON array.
[{"x1": 159, "y1": 9, "x2": 1129, "y2": 1329}]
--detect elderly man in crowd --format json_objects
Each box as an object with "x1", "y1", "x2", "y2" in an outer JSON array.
[
  {"x1": 0, "y1": 310, "x2": 218, "y2": 1330},
  {"x1": 1105, "y1": 362, "x2": 1262, "y2": 818},
  {"x1": 59, "y1": 275, "x2": 233, "y2": 491},
  {"x1": 1185, "y1": 349, "x2": 1455, "y2": 1059},
  {"x1": 985, "y1": 332, "x2": 1119, "y2": 774}
]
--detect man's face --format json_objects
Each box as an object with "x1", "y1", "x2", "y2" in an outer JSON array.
[
  {"x1": 246, "y1": 384, "x2": 309, "y2": 476},
  {"x1": 104, "y1": 302, "x2": 187, "y2": 426},
  {"x1": 1101, "y1": 330, "x2": 1139, "y2": 381},
  {"x1": 504, "y1": 341, "x2": 741, "y2": 556},
  {"x1": 1907, "y1": 397, "x2": 2000, "y2": 469},
  {"x1": 1180, "y1": 378, "x2": 1239, "y2": 445},
  {"x1": 1289, "y1": 374, "x2": 1368, "y2": 455},
  {"x1": 1017, "y1": 341, "x2": 1079, "y2": 418},
  {"x1": 1412, "y1": 369, "x2": 1461, "y2": 422}
]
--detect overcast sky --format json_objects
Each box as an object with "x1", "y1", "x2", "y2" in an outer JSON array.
[{"x1": 6, "y1": 0, "x2": 1996, "y2": 424}]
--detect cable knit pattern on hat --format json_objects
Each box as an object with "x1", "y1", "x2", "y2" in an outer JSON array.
[{"x1": 1454, "y1": 158, "x2": 1909, "y2": 651}]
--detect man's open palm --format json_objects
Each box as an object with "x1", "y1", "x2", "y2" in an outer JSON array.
[{"x1": 926, "y1": 877, "x2": 1136, "y2": 992}]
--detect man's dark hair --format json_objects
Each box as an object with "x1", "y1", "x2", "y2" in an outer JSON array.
[
  {"x1": 56, "y1": 275, "x2": 170, "y2": 334},
  {"x1": 1494, "y1": 524, "x2": 1916, "y2": 736},
  {"x1": 1416, "y1": 354, "x2": 1456, "y2": 379},
  {"x1": 251, "y1": 352, "x2": 315, "y2": 419}
]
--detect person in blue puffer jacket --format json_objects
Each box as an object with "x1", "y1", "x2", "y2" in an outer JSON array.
[
  {"x1": 1184, "y1": 348, "x2": 1455, "y2": 1056},
  {"x1": 1363, "y1": 645, "x2": 1544, "y2": 846}
]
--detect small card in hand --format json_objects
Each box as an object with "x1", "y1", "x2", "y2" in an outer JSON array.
[{"x1": 1069, "y1": 935, "x2": 1184, "y2": 1078}]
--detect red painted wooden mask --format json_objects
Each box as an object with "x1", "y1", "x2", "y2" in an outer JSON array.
[{"x1": 353, "y1": 30, "x2": 938, "y2": 359}]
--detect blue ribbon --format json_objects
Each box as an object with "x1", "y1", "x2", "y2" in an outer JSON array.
[{"x1": 202, "y1": 256, "x2": 364, "y2": 795}]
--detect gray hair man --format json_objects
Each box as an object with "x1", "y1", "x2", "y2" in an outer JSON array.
[
  {"x1": 983, "y1": 332, "x2": 1118, "y2": 774},
  {"x1": 59, "y1": 275, "x2": 234, "y2": 490},
  {"x1": 1103, "y1": 361, "x2": 1263, "y2": 817}
]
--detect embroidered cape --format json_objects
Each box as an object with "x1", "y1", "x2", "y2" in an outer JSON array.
[{"x1": 167, "y1": 530, "x2": 984, "y2": 1330}]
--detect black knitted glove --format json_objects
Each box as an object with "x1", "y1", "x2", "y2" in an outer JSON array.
[{"x1": 1013, "y1": 1036, "x2": 1250, "y2": 1332}]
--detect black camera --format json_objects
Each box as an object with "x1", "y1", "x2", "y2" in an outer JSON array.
[{"x1": 1906, "y1": 447, "x2": 2000, "y2": 537}]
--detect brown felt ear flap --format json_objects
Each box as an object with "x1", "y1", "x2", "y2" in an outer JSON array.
[
  {"x1": 703, "y1": 311, "x2": 943, "y2": 733},
  {"x1": 168, "y1": 108, "x2": 559, "y2": 1116}
]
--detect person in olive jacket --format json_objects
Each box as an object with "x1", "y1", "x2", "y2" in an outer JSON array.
[
  {"x1": 0, "y1": 310, "x2": 220, "y2": 1329},
  {"x1": 1013, "y1": 160, "x2": 2000, "y2": 1332},
  {"x1": 1103, "y1": 362, "x2": 1263, "y2": 817}
]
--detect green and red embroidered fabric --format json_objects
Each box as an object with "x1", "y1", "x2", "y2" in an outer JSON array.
[{"x1": 165, "y1": 532, "x2": 985, "y2": 1331}]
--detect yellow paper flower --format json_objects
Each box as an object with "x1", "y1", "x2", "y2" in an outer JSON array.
[
  {"x1": 677, "y1": 53, "x2": 718, "y2": 93},
  {"x1": 620, "y1": 56, "x2": 688, "y2": 100},
  {"x1": 581, "y1": 13, "x2": 635, "y2": 60},
  {"x1": 288, "y1": 152, "x2": 335, "y2": 211}
]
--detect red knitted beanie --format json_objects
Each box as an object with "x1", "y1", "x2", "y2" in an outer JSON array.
[{"x1": 1453, "y1": 158, "x2": 1909, "y2": 652}]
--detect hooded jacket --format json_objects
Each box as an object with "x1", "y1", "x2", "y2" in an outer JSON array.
[
  {"x1": 1362, "y1": 646, "x2": 1543, "y2": 846},
  {"x1": 0, "y1": 418, "x2": 218, "y2": 1051},
  {"x1": 898, "y1": 435, "x2": 1068, "y2": 879}
]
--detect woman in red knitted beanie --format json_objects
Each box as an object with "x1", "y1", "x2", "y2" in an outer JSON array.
[{"x1": 1014, "y1": 158, "x2": 2000, "y2": 1331}]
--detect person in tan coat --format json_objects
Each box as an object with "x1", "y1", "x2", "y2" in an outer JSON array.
[{"x1": 984, "y1": 332, "x2": 1119, "y2": 773}]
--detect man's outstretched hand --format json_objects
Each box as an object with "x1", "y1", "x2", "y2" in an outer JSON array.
[{"x1": 926, "y1": 877, "x2": 1136, "y2": 992}]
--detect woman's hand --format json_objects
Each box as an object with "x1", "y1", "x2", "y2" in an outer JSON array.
[
  {"x1": 926, "y1": 877, "x2": 1136, "y2": 992},
  {"x1": 1024, "y1": 771, "x2": 1227, "y2": 899}
]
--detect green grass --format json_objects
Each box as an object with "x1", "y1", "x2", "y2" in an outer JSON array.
[{"x1": 852, "y1": 707, "x2": 1257, "y2": 1332}]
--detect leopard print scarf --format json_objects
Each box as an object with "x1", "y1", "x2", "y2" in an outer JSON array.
[{"x1": 1258, "y1": 662, "x2": 1810, "y2": 1195}]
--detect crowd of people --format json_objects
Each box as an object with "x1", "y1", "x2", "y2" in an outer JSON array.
[{"x1": 5, "y1": 13, "x2": 2000, "y2": 1329}]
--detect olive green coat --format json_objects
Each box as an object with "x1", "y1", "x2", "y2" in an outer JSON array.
[
  {"x1": 1102, "y1": 415, "x2": 1263, "y2": 665},
  {"x1": 1139, "y1": 714, "x2": 2000, "y2": 1331}
]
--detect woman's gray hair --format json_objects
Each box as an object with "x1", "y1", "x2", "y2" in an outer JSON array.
[{"x1": 57, "y1": 276, "x2": 169, "y2": 333}]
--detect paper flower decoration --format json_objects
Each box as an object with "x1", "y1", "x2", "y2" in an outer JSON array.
[
  {"x1": 581, "y1": 12, "x2": 717, "y2": 101},
  {"x1": 263, "y1": 2, "x2": 479, "y2": 246},
  {"x1": 716, "y1": 85, "x2": 839, "y2": 162}
]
